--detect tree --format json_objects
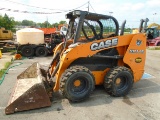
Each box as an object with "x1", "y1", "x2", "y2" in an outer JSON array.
[
  {"x1": 0, "y1": 14, "x2": 15, "y2": 30},
  {"x1": 59, "y1": 20, "x2": 66, "y2": 24},
  {"x1": 37, "y1": 23, "x2": 42, "y2": 28},
  {"x1": 0, "y1": 15, "x2": 3, "y2": 27},
  {"x1": 15, "y1": 21, "x2": 22, "y2": 26},
  {"x1": 38, "y1": 21, "x2": 53, "y2": 28},
  {"x1": 124, "y1": 27, "x2": 131, "y2": 33},
  {"x1": 21, "y1": 20, "x2": 36, "y2": 26},
  {"x1": 52, "y1": 22, "x2": 58, "y2": 28}
]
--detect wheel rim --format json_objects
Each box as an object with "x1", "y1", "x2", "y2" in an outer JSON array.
[
  {"x1": 38, "y1": 49, "x2": 45, "y2": 55},
  {"x1": 24, "y1": 48, "x2": 32, "y2": 55},
  {"x1": 74, "y1": 80, "x2": 81, "y2": 87},
  {"x1": 115, "y1": 78, "x2": 121, "y2": 85},
  {"x1": 115, "y1": 76, "x2": 128, "y2": 90},
  {"x1": 71, "y1": 77, "x2": 88, "y2": 94}
]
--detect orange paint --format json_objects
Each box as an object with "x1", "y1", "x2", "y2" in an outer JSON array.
[{"x1": 51, "y1": 33, "x2": 146, "y2": 91}]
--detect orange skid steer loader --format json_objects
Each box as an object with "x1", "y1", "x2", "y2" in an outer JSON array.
[{"x1": 5, "y1": 10, "x2": 148, "y2": 114}]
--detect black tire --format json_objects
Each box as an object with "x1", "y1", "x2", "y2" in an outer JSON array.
[
  {"x1": 21, "y1": 46, "x2": 34, "y2": 57},
  {"x1": 35, "y1": 47, "x2": 48, "y2": 57},
  {"x1": 60, "y1": 66, "x2": 95, "y2": 102},
  {"x1": 104, "y1": 66, "x2": 133, "y2": 97}
]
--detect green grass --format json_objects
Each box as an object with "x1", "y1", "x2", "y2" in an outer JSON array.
[
  {"x1": 124, "y1": 32, "x2": 131, "y2": 35},
  {"x1": 147, "y1": 47, "x2": 160, "y2": 50},
  {"x1": 2, "y1": 47, "x2": 16, "y2": 53},
  {"x1": 0, "y1": 62, "x2": 12, "y2": 78}
]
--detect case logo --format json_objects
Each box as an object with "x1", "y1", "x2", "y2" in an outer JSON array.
[
  {"x1": 90, "y1": 38, "x2": 118, "y2": 51},
  {"x1": 136, "y1": 40, "x2": 142, "y2": 46}
]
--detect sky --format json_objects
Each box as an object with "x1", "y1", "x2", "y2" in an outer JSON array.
[{"x1": 0, "y1": 0, "x2": 160, "y2": 28}]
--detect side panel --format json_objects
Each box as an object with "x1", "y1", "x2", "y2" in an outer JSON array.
[
  {"x1": 123, "y1": 33, "x2": 146, "y2": 82},
  {"x1": 0, "y1": 29, "x2": 13, "y2": 40}
]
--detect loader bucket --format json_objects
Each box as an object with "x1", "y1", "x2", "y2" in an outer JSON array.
[{"x1": 5, "y1": 62, "x2": 52, "y2": 115}]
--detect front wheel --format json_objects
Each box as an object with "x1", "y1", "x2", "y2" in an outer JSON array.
[
  {"x1": 104, "y1": 66, "x2": 133, "y2": 97},
  {"x1": 60, "y1": 66, "x2": 95, "y2": 102}
]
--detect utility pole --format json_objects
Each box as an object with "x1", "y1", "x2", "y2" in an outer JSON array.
[
  {"x1": 46, "y1": 16, "x2": 48, "y2": 28},
  {"x1": 88, "y1": 1, "x2": 89, "y2": 12}
]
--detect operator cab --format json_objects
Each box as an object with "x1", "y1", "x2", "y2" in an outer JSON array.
[
  {"x1": 65, "y1": 10, "x2": 119, "y2": 43},
  {"x1": 146, "y1": 27, "x2": 160, "y2": 39}
]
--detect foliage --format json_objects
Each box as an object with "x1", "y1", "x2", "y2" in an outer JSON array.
[
  {"x1": 0, "y1": 14, "x2": 15, "y2": 31},
  {"x1": 4, "y1": 62, "x2": 12, "y2": 69},
  {"x1": 15, "y1": 21, "x2": 22, "y2": 26},
  {"x1": 0, "y1": 62, "x2": 12, "y2": 78},
  {"x1": 37, "y1": 21, "x2": 66, "y2": 28},
  {"x1": 59, "y1": 20, "x2": 67, "y2": 24},
  {"x1": 0, "y1": 13, "x2": 68, "y2": 31},
  {"x1": 0, "y1": 69, "x2": 5, "y2": 79},
  {"x1": 37, "y1": 21, "x2": 53, "y2": 28},
  {"x1": 147, "y1": 46, "x2": 160, "y2": 50},
  {"x1": 124, "y1": 28, "x2": 132, "y2": 33},
  {"x1": 21, "y1": 20, "x2": 36, "y2": 26},
  {"x1": 52, "y1": 22, "x2": 59, "y2": 28}
]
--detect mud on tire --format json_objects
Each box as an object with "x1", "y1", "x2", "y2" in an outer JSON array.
[
  {"x1": 104, "y1": 66, "x2": 133, "y2": 97},
  {"x1": 60, "y1": 66, "x2": 95, "y2": 102}
]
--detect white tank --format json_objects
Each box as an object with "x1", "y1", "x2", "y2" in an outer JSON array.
[{"x1": 16, "y1": 28, "x2": 44, "y2": 45}]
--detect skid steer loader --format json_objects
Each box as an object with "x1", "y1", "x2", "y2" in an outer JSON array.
[{"x1": 5, "y1": 10, "x2": 148, "y2": 114}]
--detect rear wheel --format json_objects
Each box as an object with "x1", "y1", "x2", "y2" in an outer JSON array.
[
  {"x1": 104, "y1": 66, "x2": 133, "y2": 97},
  {"x1": 60, "y1": 66, "x2": 95, "y2": 102},
  {"x1": 21, "y1": 46, "x2": 34, "y2": 57},
  {"x1": 35, "y1": 47, "x2": 48, "y2": 57}
]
